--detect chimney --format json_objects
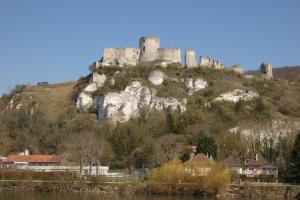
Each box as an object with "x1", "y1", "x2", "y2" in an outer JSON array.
[{"x1": 24, "y1": 149, "x2": 30, "y2": 156}]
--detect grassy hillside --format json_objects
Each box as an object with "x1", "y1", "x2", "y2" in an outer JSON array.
[{"x1": 0, "y1": 65, "x2": 299, "y2": 173}]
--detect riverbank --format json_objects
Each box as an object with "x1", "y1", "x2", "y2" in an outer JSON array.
[{"x1": 0, "y1": 180, "x2": 300, "y2": 199}]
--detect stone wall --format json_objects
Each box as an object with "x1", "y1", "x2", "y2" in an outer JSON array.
[
  {"x1": 199, "y1": 56, "x2": 224, "y2": 69},
  {"x1": 101, "y1": 48, "x2": 140, "y2": 67},
  {"x1": 185, "y1": 49, "x2": 197, "y2": 68},
  {"x1": 158, "y1": 48, "x2": 181, "y2": 63}
]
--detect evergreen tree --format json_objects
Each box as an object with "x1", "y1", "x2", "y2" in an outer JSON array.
[
  {"x1": 288, "y1": 133, "x2": 300, "y2": 183},
  {"x1": 196, "y1": 131, "x2": 217, "y2": 158}
]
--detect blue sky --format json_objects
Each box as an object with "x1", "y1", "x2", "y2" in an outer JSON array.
[{"x1": 0, "y1": 0, "x2": 299, "y2": 94}]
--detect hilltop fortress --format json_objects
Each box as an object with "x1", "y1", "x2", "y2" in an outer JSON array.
[
  {"x1": 90, "y1": 35, "x2": 273, "y2": 78},
  {"x1": 91, "y1": 35, "x2": 224, "y2": 69}
]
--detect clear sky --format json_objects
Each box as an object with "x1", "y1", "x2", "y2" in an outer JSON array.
[{"x1": 0, "y1": 0, "x2": 299, "y2": 94}]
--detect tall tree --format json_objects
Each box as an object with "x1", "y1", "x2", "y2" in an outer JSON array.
[
  {"x1": 288, "y1": 133, "x2": 300, "y2": 183},
  {"x1": 196, "y1": 131, "x2": 217, "y2": 158}
]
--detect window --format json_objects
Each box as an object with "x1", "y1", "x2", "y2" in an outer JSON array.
[{"x1": 143, "y1": 46, "x2": 145, "y2": 52}]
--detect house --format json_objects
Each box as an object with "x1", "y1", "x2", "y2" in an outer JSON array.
[
  {"x1": 223, "y1": 157, "x2": 243, "y2": 175},
  {"x1": 0, "y1": 154, "x2": 64, "y2": 169},
  {"x1": 184, "y1": 153, "x2": 214, "y2": 176},
  {"x1": 244, "y1": 154, "x2": 278, "y2": 177},
  {"x1": 0, "y1": 154, "x2": 109, "y2": 176}
]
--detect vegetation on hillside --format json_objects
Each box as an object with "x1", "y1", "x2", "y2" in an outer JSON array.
[{"x1": 0, "y1": 65, "x2": 299, "y2": 182}]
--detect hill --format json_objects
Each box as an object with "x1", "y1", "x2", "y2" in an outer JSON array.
[{"x1": 0, "y1": 64, "x2": 300, "y2": 171}]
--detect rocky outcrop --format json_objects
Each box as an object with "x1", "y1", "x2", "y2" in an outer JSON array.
[
  {"x1": 230, "y1": 120, "x2": 299, "y2": 143},
  {"x1": 97, "y1": 81, "x2": 186, "y2": 122},
  {"x1": 148, "y1": 70, "x2": 166, "y2": 86},
  {"x1": 76, "y1": 73, "x2": 107, "y2": 111},
  {"x1": 76, "y1": 92, "x2": 94, "y2": 111},
  {"x1": 184, "y1": 77, "x2": 208, "y2": 95},
  {"x1": 215, "y1": 89, "x2": 259, "y2": 103}
]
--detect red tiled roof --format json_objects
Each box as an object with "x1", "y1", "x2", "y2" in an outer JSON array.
[
  {"x1": 223, "y1": 157, "x2": 242, "y2": 167},
  {"x1": 3, "y1": 155, "x2": 62, "y2": 163},
  {"x1": 184, "y1": 153, "x2": 214, "y2": 167},
  {"x1": 246, "y1": 155, "x2": 268, "y2": 166}
]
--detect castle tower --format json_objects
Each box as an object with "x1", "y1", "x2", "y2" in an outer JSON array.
[
  {"x1": 260, "y1": 62, "x2": 273, "y2": 79},
  {"x1": 139, "y1": 36, "x2": 160, "y2": 62},
  {"x1": 185, "y1": 49, "x2": 197, "y2": 68}
]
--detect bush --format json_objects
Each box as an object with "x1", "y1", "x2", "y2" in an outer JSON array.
[{"x1": 146, "y1": 160, "x2": 230, "y2": 195}]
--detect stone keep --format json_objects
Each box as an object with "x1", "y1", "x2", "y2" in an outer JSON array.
[
  {"x1": 139, "y1": 36, "x2": 160, "y2": 62},
  {"x1": 185, "y1": 49, "x2": 197, "y2": 68},
  {"x1": 260, "y1": 62, "x2": 273, "y2": 79},
  {"x1": 102, "y1": 48, "x2": 140, "y2": 67},
  {"x1": 199, "y1": 56, "x2": 210, "y2": 67},
  {"x1": 158, "y1": 48, "x2": 181, "y2": 63}
]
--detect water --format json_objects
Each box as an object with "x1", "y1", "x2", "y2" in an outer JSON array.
[{"x1": 0, "y1": 191, "x2": 268, "y2": 200}]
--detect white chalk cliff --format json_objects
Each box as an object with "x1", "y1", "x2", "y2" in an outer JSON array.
[
  {"x1": 97, "y1": 81, "x2": 186, "y2": 122},
  {"x1": 76, "y1": 73, "x2": 187, "y2": 122},
  {"x1": 214, "y1": 89, "x2": 259, "y2": 103},
  {"x1": 76, "y1": 73, "x2": 107, "y2": 111},
  {"x1": 184, "y1": 77, "x2": 208, "y2": 95}
]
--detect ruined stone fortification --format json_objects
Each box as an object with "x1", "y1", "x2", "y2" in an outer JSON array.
[
  {"x1": 90, "y1": 35, "x2": 273, "y2": 78},
  {"x1": 260, "y1": 62, "x2": 273, "y2": 79},
  {"x1": 199, "y1": 56, "x2": 224, "y2": 69},
  {"x1": 101, "y1": 48, "x2": 140, "y2": 67},
  {"x1": 185, "y1": 49, "x2": 197, "y2": 68},
  {"x1": 139, "y1": 36, "x2": 160, "y2": 62},
  {"x1": 91, "y1": 35, "x2": 227, "y2": 69},
  {"x1": 229, "y1": 64, "x2": 243, "y2": 74},
  {"x1": 158, "y1": 48, "x2": 181, "y2": 63}
]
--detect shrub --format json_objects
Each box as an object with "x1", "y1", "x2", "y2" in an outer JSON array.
[
  {"x1": 201, "y1": 163, "x2": 230, "y2": 194},
  {"x1": 146, "y1": 160, "x2": 230, "y2": 195}
]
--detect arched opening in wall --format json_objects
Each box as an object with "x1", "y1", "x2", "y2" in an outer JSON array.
[{"x1": 143, "y1": 46, "x2": 145, "y2": 52}]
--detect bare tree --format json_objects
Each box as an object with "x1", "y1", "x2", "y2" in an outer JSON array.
[
  {"x1": 158, "y1": 134, "x2": 179, "y2": 162},
  {"x1": 93, "y1": 132, "x2": 107, "y2": 175},
  {"x1": 73, "y1": 132, "x2": 88, "y2": 175}
]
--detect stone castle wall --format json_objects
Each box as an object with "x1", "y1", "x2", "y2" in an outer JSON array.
[
  {"x1": 101, "y1": 48, "x2": 140, "y2": 67},
  {"x1": 199, "y1": 56, "x2": 224, "y2": 69},
  {"x1": 158, "y1": 48, "x2": 181, "y2": 63},
  {"x1": 185, "y1": 49, "x2": 197, "y2": 68},
  {"x1": 92, "y1": 35, "x2": 227, "y2": 70}
]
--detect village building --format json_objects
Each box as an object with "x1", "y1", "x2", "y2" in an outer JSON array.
[
  {"x1": 244, "y1": 154, "x2": 278, "y2": 177},
  {"x1": 0, "y1": 153, "x2": 109, "y2": 176},
  {"x1": 223, "y1": 157, "x2": 243, "y2": 175},
  {"x1": 184, "y1": 153, "x2": 214, "y2": 176}
]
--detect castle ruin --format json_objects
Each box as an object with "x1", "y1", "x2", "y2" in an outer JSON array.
[
  {"x1": 260, "y1": 62, "x2": 273, "y2": 79},
  {"x1": 92, "y1": 35, "x2": 225, "y2": 69},
  {"x1": 185, "y1": 49, "x2": 197, "y2": 68}
]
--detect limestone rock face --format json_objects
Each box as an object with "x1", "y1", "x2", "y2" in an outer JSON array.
[
  {"x1": 92, "y1": 73, "x2": 107, "y2": 87},
  {"x1": 215, "y1": 89, "x2": 259, "y2": 103},
  {"x1": 76, "y1": 73, "x2": 107, "y2": 111},
  {"x1": 230, "y1": 120, "x2": 300, "y2": 144},
  {"x1": 184, "y1": 77, "x2": 208, "y2": 95},
  {"x1": 76, "y1": 92, "x2": 94, "y2": 111},
  {"x1": 148, "y1": 70, "x2": 166, "y2": 85},
  {"x1": 97, "y1": 81, "x2": 186, "y2": 122}
]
